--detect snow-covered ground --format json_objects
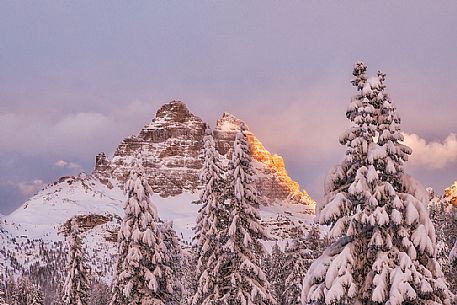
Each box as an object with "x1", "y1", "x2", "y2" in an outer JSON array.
[{"x1": 0, "y1": 173, "x2": 315, "y2": 281}]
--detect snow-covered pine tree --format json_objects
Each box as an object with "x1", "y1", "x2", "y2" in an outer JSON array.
[
  {"x1": 192, "y1": 128, "x2": 229, "y2": 305},
  {"x1": 160, "y1": 221, "x2": 183, "y2": 305},
  {"x1": 16, "y1": 277, "x2": 29, "y2": 305},
  {"x1": 110, "y1": 159, "x2": 173, "y2": 305},
  {"x1": 267, "y1": 243, "x2": 286, "y2": 305},
  {"x1": 88, "y1": 281, "x2": 111, "y2": 305},
  {"x1": 221, "y1": 125, "x2": 276, "y2": 305},
  {"x1": 427, "y1": 188, "x2": 457, "y2": 293},
  {"x1": 371, "y1": 70, "x2": 451, "y2": 303},
  {"x1": 450, "y1": 240, "x2": 457, "y2": 268},
  {"x1": 62, "y1": 219, "x2": 90, "y2": 305},
  {"x1": 0, "y1": 270, "x2": 6, "y2": 305},
  {"x1": 182, "y1": 251, "x2": 198, "y2": 305},
  {"x1": 7, "y1": 277, "x2": 44, "y2": 305},
  {"x1": 316, "y1": 61, "x2": 370, "y2": 217},
  {"x1": 5, "y1": 277, "x2": 17, "y2": 305},
  {"x1": 302, "y1": 62, "x2": 452, "y2": 305},
  {"x1": 28, "y1": 283, "x2": 44, "y2": 305},
  {"x1": 284, "y1": 226, "x2": 323, "y2": 305},
  {"x1": 0, "y1": 287, "x2": 5, "y2": 304}
]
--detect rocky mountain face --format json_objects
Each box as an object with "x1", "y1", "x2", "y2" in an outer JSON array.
[
  {"x1": 0, "y1": 100, "x2": 316, "y2": 297},
  {"x1": 94, "y1": 101, "x2": 207, "y2": 196},
  {"x1": 213, "y1": 112, "x2": 314, "y2": 205},
  {"x1": 444, "y1": 181, "x2": 457, "y2": 206},
  {"x1": 94, "y1": 100, "x2": 315, "y2": 206}
]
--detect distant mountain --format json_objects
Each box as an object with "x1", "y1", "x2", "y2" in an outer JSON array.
[
  {"x1": 0, "y1": 100, "x2": 316, "y2": 284},
  {"x1": 93, "y1": 100, "x2": 314, "y2": 206}
]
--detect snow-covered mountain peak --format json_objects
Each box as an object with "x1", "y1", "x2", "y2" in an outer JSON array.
[
  {"x1": 214, "y1": 111, "x2": 316, "y2": 207},
  {"x1": 0, "y1": 100, "x2": 317, "y2": 287},
  {"x1": 148, "y1": 100, "x2": 205, "y2": 128},
  {"x1": 93, "y1": 101, "x2": 315, "y2": 206},
  {"x1": 216, "y1": 112, "x2": 248, "y2": 132}
]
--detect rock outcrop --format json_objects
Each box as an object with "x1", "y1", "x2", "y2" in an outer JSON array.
[
  {"x1": 94, "y1": 100, "x2": 315, "y2": 206},
  {"x1": 214, "y1": 112, "x2": 315, "y2": 206},
  {"x1": 94, "y1": 101, "x2": 207, "y2": 196},
  {"x1": 444, "y1": 181, "x2": 457, "y2": 206}
]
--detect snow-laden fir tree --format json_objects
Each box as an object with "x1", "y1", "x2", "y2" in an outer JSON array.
[
  {"x1": 450, "y1": 240, "x2": 457, "y2": 268},
  {"x1": 0, "y1": 290, "x2": 4, "y2": 305},
  {"x1": 5, "y1": 277, "x2": 17, "y2": 305},
  {"x1": 6, "y1": 277, "x2": 45, "y2": 305},
  {"x1": 16, "y1": 277, "x2": 29, "y2": 305},
  {"x1": 28, "y1": 283, "x2": 44, "y2": 305},
  {"x1": 110, "y1": 159, "x2": 173, "y2": 305},
  {"x1": 62, "y1": 219, "x2": 90, "y2": 305},
  {"x1": 221, "y1": 125, "x2": 276, "y2": 305},
  {"x1": 427, "y1": 188, "x2": 457, "y2": 293},
  {"x1": 0, "y1": 269, "x2": 6, "y2": 305},
  {"x1": 267, "y1": 243, "x2": 286, "y2": 305},
  {"x1": 88, "y1": 281, "x2": 111, "y2": 305},
  {"x1": 182, "y1": 251, "x2": 198, "y2": 305},
  {"x1": 302, "y1": 62, "x2": 452, "y2": 305},
  {"x1": 192, "y1": 128, "x2": 229, "y2": 305},
  {"x1": 159, "y1": 221, "x2": 184, "y2": 305},
  {"x1": 284, "y1": 226, "x2": 323, "y2": 305}
]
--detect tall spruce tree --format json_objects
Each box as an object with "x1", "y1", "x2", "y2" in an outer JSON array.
[
  {"x1": 268, "y1": 243, "x2": 287, "y2": 305},
  {"x1": 284, "y1": 226, "x2": 323, "y2": 305},
  {"x1": 0, "y1": 270, "x2": 6, "y2": 305},
  {"x1": 6, "y1": 277, "x2": 45, "y2": 305},
  {"x1": 29, "y1": 283, "x2": 44, "y2": 305},
  {"x1": 110, "y1": 160, "x2": 173, "y2": 305},
  {"x1": 88, "y1": 281, "x2": 111, "y2": 305},
  {"x1": 302, "y1": 62, "x2": 452, "y2": 305},
  {"x1": 160, "y1": 221, "x2": 184, "y2": 305},
  {"x1": 450, "y1": 240, "x2": 457, "y2": 267},
  {"x1": 192, "y1": 128, "x2": 228, "y2": 305},
  {"x1": 221, "y1": 125, "x2": 276, "y2": 305},
  {"x1": 5, "y1": 277, "x2": 18, "y2": 305},
  {"x1": 428, "y1": 189, "x2": 457, "y2": 292},
  {"x1": 63, "y1": 220, "x2": 90, "y2": 305}
]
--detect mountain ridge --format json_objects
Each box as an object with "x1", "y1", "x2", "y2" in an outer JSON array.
[
  {"x1": 0, "y1": 100, "x2": 316, "y2": 284},
  {"x1": 93, "y1": 100, "x2": 315, "y2": 206}
]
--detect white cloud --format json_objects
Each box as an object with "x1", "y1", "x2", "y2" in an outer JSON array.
[
  {"x1": 53, "y1": 160, "x2": 81, "y2": 169},
  {"x1": 404, "y1": 133, "x2": 457, "y2": 169},
  {"x1": 0, "y1": 101, "x2": 155, "y2": 160},
  {"x1": 15, "y1": 179, "x2": 46, "y2": 196}
]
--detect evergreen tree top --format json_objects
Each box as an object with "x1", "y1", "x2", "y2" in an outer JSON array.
[{"x1": 304, "y1": 62, "x2": 452, "y2": 305}]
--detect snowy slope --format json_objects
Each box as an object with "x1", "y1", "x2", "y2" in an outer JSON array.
[
  {"x1": 1, "y1": 172, "x2": 315, "y2": 282},
  {"x1": 5, "y1": 173, "x2": 123, "y2": 240}
]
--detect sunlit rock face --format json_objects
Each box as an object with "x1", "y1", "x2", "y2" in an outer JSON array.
[
  {"x1": 444, "y1": 181, "x2": 457, "y2": 206},
  {"x1": 94, "y1": 101, "x2": 315, "y2": 207},
  {"x1": 214, "y1": 112, "x2": 315, "y2": 206}
]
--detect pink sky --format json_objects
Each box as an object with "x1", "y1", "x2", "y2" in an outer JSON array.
[{"x1": 1, "y1": 1, "x2": 456, "y2": 214}]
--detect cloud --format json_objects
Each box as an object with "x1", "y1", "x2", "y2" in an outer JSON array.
[
  {"x1": 0, "y1": 179, "x2": 46, "y2": 196},
  {"x1": 16, "y1": 179, "x2": 46, "y2": 195},
  {"x1": 0, "y1": 101, "x2": 156, "y2": 160},
  {"x1": 404, "y1": 133, "x2": 457, "y2": 169},
  {"x1": 53, "y1": 160, "x2": 81, "y2": 170}
]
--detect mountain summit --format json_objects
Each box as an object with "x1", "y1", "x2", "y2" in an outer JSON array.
[
  {"x1": 94, "y1": 100, "x2": 315, "y2": 206},
  {"x1": 1, "y1": 101, "x2": 316, "y2": 287}
]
